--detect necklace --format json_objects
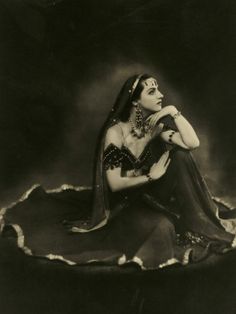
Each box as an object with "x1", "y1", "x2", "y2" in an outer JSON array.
[{"x1": 129, "y1": 118, "x2": 151, "y2": 139}]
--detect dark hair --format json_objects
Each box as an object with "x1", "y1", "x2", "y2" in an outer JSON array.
[{"x1": 119, "y1": 73, "x2": 153, "y2": 122}]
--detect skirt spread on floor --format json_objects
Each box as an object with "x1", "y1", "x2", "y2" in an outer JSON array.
[{"x1": 1, "y1": 145, "x2": 236, "y2": 270}]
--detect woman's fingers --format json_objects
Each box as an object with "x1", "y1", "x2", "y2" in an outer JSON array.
[
  {"x1": 156, "y1": 151, "x2": 169, "y2": 167},
  {"x1": 150, "y1": 152, "x2": 171, "y2": 179},
  {"x1": 147, "y1": 114, "x2": 161, "y2": 127},
  {"x1": 160, "y1": 151, "x2": 169, "y2": 162},
  {"x1": 152, "y1": 116, "x2": 160, "y2": 125},
  {"x1": 162, "y1": 150, "x2": 169, "y2": 157},
  {"x1": 146, "y1": 113, "x2": 158, "y2": 121},
  {"x1": 151, "y1": 151, "x2": 170, "y2": 170},
  {"x1": 150, "y1": 162, "x2": 157, "y2": 171},
  {"x1": 148, "y1": 117, "x2": 155, "y2": 128},
  {"x1": 164, "y1": 158, "x2": 171, "y2": 168},
  {"x1": 147, "y1": 108, "x2": 168, "y2": 126}
]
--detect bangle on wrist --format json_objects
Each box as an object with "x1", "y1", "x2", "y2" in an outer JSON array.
[
  {"x1": 168, "y1": 130, "x2": 175, "y2": 143},
  {"x1": 146, "y1": 173, "x2": 153, "y2": 182},
  {"x1": 172, "y1": 111, "x2": 181, "y2": 120}
]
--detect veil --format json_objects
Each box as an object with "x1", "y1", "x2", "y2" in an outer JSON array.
[{"x1": 70, "y1": 75, "x2": 142, "y2": 232}]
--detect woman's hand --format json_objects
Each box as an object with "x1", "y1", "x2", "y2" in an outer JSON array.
[
  {"x1": 146, "y1": 105, "x2": 178, "y2": 129},
  {"x1": 149, "y1": 151, "x2": 171, "y2": 180}
]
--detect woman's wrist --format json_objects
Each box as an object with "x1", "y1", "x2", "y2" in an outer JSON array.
[
  {"x1": 166, "y1": 106, "x2": 179, "y2": 118},
  {"x1": 171, "y1": 111, "x2": 181, "y2": 120},
  {"x1": 146, "y1": 173, "x2": 154, "y2": 182}
]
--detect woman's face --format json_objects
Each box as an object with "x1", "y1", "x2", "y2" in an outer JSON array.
[{"x1": 137, "y1": 78, "x2": 163, "y2": 113}]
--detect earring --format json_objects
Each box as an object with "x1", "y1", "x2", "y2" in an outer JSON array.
[{"x1": 134, "y1": 103, "x2": 144, "y2": 129}]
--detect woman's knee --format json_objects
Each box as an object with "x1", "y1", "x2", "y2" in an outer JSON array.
[
  {"x1": 171, "y1": 148, "x2": 191, "y2": 160},
  {"x1": 170, "y1": 148, "x2": 192, "y2": 168}
]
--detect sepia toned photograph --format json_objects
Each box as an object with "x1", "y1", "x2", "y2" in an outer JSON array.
[{"x1": 0, "y1": 0, "x2": 236, "y2": 313}]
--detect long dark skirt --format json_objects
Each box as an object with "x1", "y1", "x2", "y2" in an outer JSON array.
[{"x1": 1, "y1": 149, "x2": 235, "y2": 269}]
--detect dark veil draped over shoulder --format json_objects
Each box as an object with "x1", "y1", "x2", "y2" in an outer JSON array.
[{"x1": 76, "y1": 75, "x2": 141, "y2": 232}]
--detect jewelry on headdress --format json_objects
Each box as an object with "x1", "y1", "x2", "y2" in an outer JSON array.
[
  {"x1": 144, "y1": 78, "x2": 157, "y2": 88},
  {"x1": 128, "y1": 74, "x2": 142, "y2": 97}
]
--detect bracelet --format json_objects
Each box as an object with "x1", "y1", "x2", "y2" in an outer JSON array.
[
  {"x1": 146, "y1": 173, "x2": 153, "y2": 182},
  {"x1": 172, "y1": 111, "x2": 181, "y2": 120},
  {"x1": 168, "y1": 130, "x2": 175, "y2": 143}
]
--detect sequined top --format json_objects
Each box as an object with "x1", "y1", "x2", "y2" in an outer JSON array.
[
  {"x1": 103, "y1": 119, "x2": 176, "y2": 177},
  {"x1": 103, "y1": 142, "x2": 153, "y2": 175},
  {"x1": 103, "y1": 120, "x2": 176, "y2": 208}
]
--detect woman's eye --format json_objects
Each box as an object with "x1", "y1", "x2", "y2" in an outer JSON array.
[{"x1": 149, "y1": 90, "x2": 155, "y2": 95}]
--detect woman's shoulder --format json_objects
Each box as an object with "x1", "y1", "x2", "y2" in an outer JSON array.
[
  {"x1": 104, "y1": 122, "x2": 124, "y2": 149},
  {"x1": 106, "y1": 122, "x2": 123, "y2": 138}
]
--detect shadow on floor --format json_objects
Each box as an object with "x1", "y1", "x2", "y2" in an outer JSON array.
[{"x1": 1, "y1": 236, "x2": 236, "y2": 314}]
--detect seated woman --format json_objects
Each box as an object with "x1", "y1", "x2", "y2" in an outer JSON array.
[{"x1": 1, "y1": 74, "x2": 236, "y2": 270}]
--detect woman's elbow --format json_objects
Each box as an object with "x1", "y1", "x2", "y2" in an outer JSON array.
[
  {"x1": 188, "y1": 138, "x2": 200, "y2": 150},
  {"x1": 106, "y1": 170, "x2": 125, "y2": 192},
  {"x1": 107, "y1": 179, "x2": 124, "y2": 193},
  {"x1": 109, "y1": 184, "x2": 120, "y2": 193}
]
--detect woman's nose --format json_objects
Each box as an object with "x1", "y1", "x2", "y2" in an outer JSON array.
[{"x1": 157, "y1": 91, "x2": 164, "y2": 99}]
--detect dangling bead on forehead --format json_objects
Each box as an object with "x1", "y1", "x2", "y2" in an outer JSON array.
[{"x1": 144, "y1": 78, "x2": 157, "y2": 87}]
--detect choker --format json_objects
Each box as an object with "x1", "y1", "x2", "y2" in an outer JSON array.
[{"x1": 129, "y1": 118, "x2": 150, "y2": 139}]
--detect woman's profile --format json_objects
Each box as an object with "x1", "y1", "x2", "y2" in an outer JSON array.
[{"x1": 1, "y1": 73, "x2": 236, "y2": 270}]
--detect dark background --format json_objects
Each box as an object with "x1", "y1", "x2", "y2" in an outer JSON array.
[{"x1": 0, "y1": 1, "x2": 236, "y2": 313}]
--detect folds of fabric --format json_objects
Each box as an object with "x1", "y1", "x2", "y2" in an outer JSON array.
[{"x1": 1, "y1": 148, "x2": 236, "y2": 270}]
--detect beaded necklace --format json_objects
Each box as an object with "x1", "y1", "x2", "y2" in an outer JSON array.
[{"x1": 128, "y1": 118, "x2": 151, "y2": 139}]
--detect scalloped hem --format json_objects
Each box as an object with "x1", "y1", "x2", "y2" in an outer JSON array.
[{"x1": 1, "y1": 184, "x2": 236, "y2": 270}]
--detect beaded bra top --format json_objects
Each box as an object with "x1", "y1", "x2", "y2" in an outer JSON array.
[
  {"x1": 103, "y1": 142, "x2": 152, "y2": 173},
  {"x1": 103, "y1": 121, "x2": 174, "y2": 175}
]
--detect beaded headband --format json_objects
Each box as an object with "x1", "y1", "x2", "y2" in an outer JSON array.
[
  {"x1": 110, "y1": 74, "x2": 143, "y2": 117},
  {"x1": 128, "y1": 74, "x2": 142, "y2": 97}
]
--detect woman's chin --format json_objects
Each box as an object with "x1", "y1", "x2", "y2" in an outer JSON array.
[{"x1": 153, "y1": 106, "x2": 162, "y2": 112}]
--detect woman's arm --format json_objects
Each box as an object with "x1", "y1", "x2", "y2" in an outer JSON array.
[
  {"x1": 148, "y1": 106, "x2": 200, "y2": 150},
  {"x1": 106, "y1": 152, "x2": 171, "y2": 192},
  {"x1": 104, "y1": 125, "x2": 171, "y2": 192},
  {"x1": 160, "y1": 129, "x2": 191, "y2": 149},
  {"x1": 106, "y1": 167, "x2": 150, "y2": 192},
  {"x1": 169, "y1": 107, "x2": 200, "y2": 149}
]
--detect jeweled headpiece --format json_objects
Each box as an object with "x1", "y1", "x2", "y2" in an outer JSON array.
[
  {"x1": 143, "y1": 78, "x2": 157, "y2": 88},
  {"x1": 128, "y1": 74, "x2": 142, "y2": 97}
]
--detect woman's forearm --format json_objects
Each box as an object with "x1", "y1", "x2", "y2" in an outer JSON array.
[
  {"x1": 147, "y1": 106, "x2": 200, "y2": 149},
  {"x1": 107, "y1": 172, "x2": 150, "y2": 192},
  {"x1": 107, "y1": 151, "x2": 170, "y2": 192},
  {"x1": 171, "y1": 112, "x2": 200, "y2": 149}
]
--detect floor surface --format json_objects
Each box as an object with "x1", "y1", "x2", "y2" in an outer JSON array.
[{"x1": 1, "y1": 235, "x2": 236, "y2": 314}]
